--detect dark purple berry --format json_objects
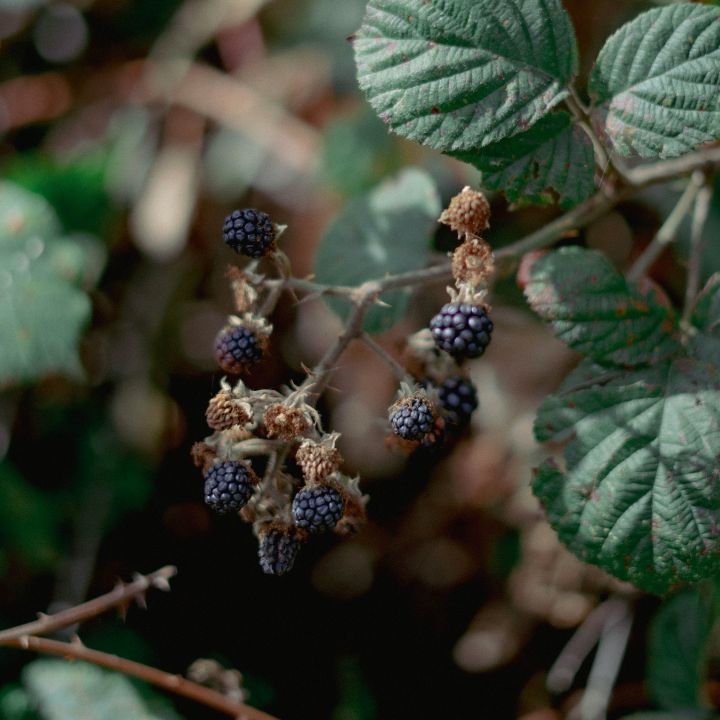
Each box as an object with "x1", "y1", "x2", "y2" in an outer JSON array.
[
  {"x1": 429, "y1": 303, "x2": 493, "y2": 359},
  {"x1": 292, "y1": 484, "x2": 345, "y2": 533},
  {"x1": 437, "y1": 375, "x2": 478, "y2": 427},
  {"x1": 214, "y1": 324, "x2": 263, "y2": 374},
  {"x1": 223, "y1": 208, "x2": 275, "y2": 258},
  {"x1": 204, "y1": 461, "x2": 255, "y2": 514},
  {"x1": 390, "y1": 397, "x2": 434, "y2": 441},
  {"x1": 258, "y1": 527, "x2": 301, "y2": 575}
]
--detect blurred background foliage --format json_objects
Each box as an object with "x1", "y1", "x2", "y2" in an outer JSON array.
[{"x1": 1, "y1": 0, "x2": 720, "y2": 718}]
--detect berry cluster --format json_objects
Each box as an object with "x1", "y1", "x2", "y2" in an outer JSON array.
[{"x1": 193, "y1": 210, "x2": 367, "y2": 576}]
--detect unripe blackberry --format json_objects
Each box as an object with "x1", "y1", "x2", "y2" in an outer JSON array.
[
  {"x1": 223, "y1": 208, "x2": 275, "y2": 258},
  {"x1": 439, "y1": 187, "x2": 490, "y2": 235},
  {"x1": 215, "y1": 324, "x2": 263, "y2": 374},
  {"x1": 296, "y1": 438, "x2": 342, "y2": 484},
  {"x1": 389, "y1": 396, "x2": 434, "y2": 441},
  {"x1": 204, "y1": 460, "x2": 256, "y2": 514},
  {"x1": 292, "y1": 484, "x2": 345, "y2": 534},
  {"x1": 206, "y1": 389, "x2": 250, "y2": 430},
  {"x1": 258, "y1": 525, "x2": 301, "y2": 575},
  {"x1": 437, "y1": 375, "x2": 478, "y2": 427},
  {"x1": 430, "y1": 303, "x2": 493, "y2": 359}
]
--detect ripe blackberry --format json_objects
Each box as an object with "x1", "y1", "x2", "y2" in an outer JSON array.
[
  {"x1": 292, "y1": 484, "x2": 345, "y2": 533},
  {"x1": 204, "y1": 461, "x2": 256, "y2": 514},
  {"x1": 258, "y1": 526, "x2": 301, "y2": 576},
  {"x1": 215, "y1": 324, "x2": 263, "y2": 374},
  {"x1": 223, "y1": 208, "x2": 275, "y2": 258},
  {"x1": 430, "y1": 303, "x2": 493, "y2": 359},
  {"x1": 437, "y1": 375, "x2": 478, "y2": 427},
  {"x1": 390, "y1": 397, "x2": 434, "y2": 440}
]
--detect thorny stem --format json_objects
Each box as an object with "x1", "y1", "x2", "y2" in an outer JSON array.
[
  {"x1": 5, "y1": 636, "x2": 276, "y2": 720},
  {"x1": 0, "y1": 566, "x2": 280, "y2": 720},
  {"x1": 682, "y1": 171, "x2": 715, "y2": 326},
  {"x1": 360, "y1": 333, "x2": 409, "y2": 382},
  {"x1": 626, "y1": 171, "x2": 704, "y2": 283}
]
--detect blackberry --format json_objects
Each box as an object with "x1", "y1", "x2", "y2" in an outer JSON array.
[
  {"x1": 390, "y1": 397, "x2": 434, "y2": 440},
  {"x1": 215, "y1": 324, "x2": 263, "y2": 374},
  {"x1": 430, "y1": 303, "x2": 493, "y2": 359},
  {"x1": 258, "y1": 526, "x2": 301, "y2": 575},
  {"x1": 437, "y1": 375, "x2": 478, "y2": 427},
  {"x1": 223, "y1": 208, "x2": 275, "y2": 258},
  {"x1": 292, "y1": 484, "x2": 345, "y2": 533},
  {"x1": 204, "y1": 461, "x2": 255, "y2": 514}
]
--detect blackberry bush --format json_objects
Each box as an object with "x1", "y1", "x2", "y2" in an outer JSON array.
[
  {"x1": 389, "y1": 396, "x2": 434, "y2": 441},
  {"x1": 214, "y1": 323, "x2": 264, "y2": 374},
  {"x1": 292, "y1": 484, "x2": 346, "y2": 534}
]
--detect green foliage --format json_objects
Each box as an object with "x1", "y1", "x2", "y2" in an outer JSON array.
[
  {"x1": 21, "y1": 661, "x2": 182, "y2": 720},
  {"x1": 0, "y1": 182, "x2": 105, "y2": 384},
  {"x1": 525, "y1": 247, "x2": 679, "y2": 366},
  {"x1": 0, "y1": 462, "x2": 60, "y2": 571},
  {"x1": 690, "y1": 273, "x2": 720, "y2": 364},
  {"x1": 589, "y1": 4, "x2": 720, "y2": 159},
  {"x1": 314, "y1": 168, "x2": 440, "y2": 333},
  {"x1": 648, "y1": 588, "x2": 713, "y2": 712},
  {"x1": 531, "y1": 253, "x2": 720, "y2": 594},
  {"x1": 450, "y1": 112, "x2": 595, "y2": 208},
  {"x1": 354, "y1": 0, "x2": 577, "y2": 152}
]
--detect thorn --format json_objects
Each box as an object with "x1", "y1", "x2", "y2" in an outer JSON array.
[
  {"x1": 373, "y1": 298, "x2": 391, "y2": 308},
  {"x1": 135, "y1": 591, "x2": 148, "y2": 610},
  {"x1": 19, "y1": 635, "x2": 30, "y2": 649},
  {"x1": 36, "y1": 612, "x2": 49, "y2": 621},
  {"x1": 116, "y1": 599, "x2": 130, "y2": 622},
  {"x1": 70, "y1": 634, "x2": 84, "y2": 647}
]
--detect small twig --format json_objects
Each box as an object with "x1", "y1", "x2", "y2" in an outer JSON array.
[
  {"x1": 682, "y1": 171, "x2": 715, "y2": 325},
  {"x1": 565, "y1": 93, "x2": 610, "y2": 176},
  {"x1": 569, "y1": 597, "x2": 634, "y2": 720},
  {"x1": 5, "y1": 635, "x2": 277, "y2": 720},
  {"x1": 547, "y1": 597, "x2": 627, "y2": 694},
  {"x1": 0, "y1": 566, "x2": 177, "y2": 643},
  {"x1": 360, "y1": 333, "x2": 409, "y2": 381},
  {"x1": 626, "y1": 172, "x2": 704, "y2": 283}
]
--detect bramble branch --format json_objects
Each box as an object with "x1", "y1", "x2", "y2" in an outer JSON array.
[{"x1": 0, "y1": 566, "x2": 280, "y2": 720}]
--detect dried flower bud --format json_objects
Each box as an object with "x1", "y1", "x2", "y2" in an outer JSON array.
[
  {"x1": 439, "y1": 186, "x2": 491, "y2": 236},
  {"x1": 452, "y1": 236, "x2": 496, "y2": 289},
  {"x1": 225, "y1": 266, "x2": 259, "y2": 314},
  {"x1": 296, "y1": 438, "x2": 343, "y2": 484},
  {"x1": 264, "y1": 404, "x2": 310, "y2": 441},
  {"x1": 206, "y1": 389, "x2": 251, "y2": 431},
  {"x1": 190, "y1": 442, "x2": 217, "y2": 473}
]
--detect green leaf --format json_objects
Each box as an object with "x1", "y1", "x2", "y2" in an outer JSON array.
[
  {"x1": 648, "y1": 588, "x2": 712, "y2": 711},
  {"x1": 533, "y1": 356, "x2": 720, "y2": 595},
  {"x1": 525, "y1": 247, "x2": 679, "y2": 366},
  {"x1": 690, "y1": 273, "x2": 720, "y2": 363},
  {"x1": 314, "y1": 168, "x2": 441, "y2": 333},
  {"x1": 589, "y1": 4, "x2": 720, "y2": 158},
  {"x1": 23, "y1": 660, "x2": 181, "y2": 720},
  {"x1": 0, "y1": 462, "x2": 60, "y2": 571},
  {"x1": 354, "y1": 0, "x2": 578, "y2": 153},
  {"x1": 0, "y1": 182, "x2": 103, "y2": 384},
  {"x1": 451, "y1": 112, "x2": 595, "y2": 208},
  {"x1": 621, "y1": 713, "x2": 714, "y2": 720}
]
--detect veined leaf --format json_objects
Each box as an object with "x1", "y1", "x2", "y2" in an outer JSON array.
[
  {"x1": 525, "y1": 247, "x2": 680, "y2": 366},
  {"x1": 533, "y1": 355, "x2": 720, "y2": 595},
  {"x1": 451, "y1": 112, "x2": 595, "y2": 208},
  {"x1": 314, "y1": 168, "x2": 441, "y2": 333},
  {"x1": 354, "y1": 0, "x2": 578, "y2": 153},
  {"x1": 0, "y1": 182, "x2": 103, "y2": 384},
  {"x1": 690, "y1": 273, "x2": 720, "y2": 363},
  {"x1": 589, "y1": 4, "x2": 720, "y2": 158}
]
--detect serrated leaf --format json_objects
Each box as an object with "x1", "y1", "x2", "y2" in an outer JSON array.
[
  {"x1": 690, "y1": 273, "x2": 720, "y2": 363},
  {"x1": 589, "y1": 4, "x2": 720, "y2": 158},
  {"x1": 0, "y1": 182, "x2": 103, "y2": 384},
  {"x1": 525, "y1": 247, "x2": 679, "y2": 366},
  {"x1": 354, "y1": 0, "x2": 578, "y2": 153},
  {"x1": 314, "y1": 168, "x2": 441, "y2": 333},
  {"x1": 451, "y1": 112, "x2": 595, "y2": 208},
  {"x1": 533, "y1": 356, "x2": 720, "y2": 594},
  {"x1": 23, "y1": 660, "x2": 179, "y2": 720},
  {"x1": 648, "y1": 588, "x2": 711, "y2": 711}
]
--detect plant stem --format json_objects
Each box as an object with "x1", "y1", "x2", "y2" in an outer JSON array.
[
  {"x1": 565, "y1": 93, "x2": 611, "y2": 176},
  {"x1": 682, "y1": 171, "x2": 715, "y2": 325},
  {"x1": 4, "y1": 635, "x2": 276, "y2": 720},
  {"x1": 0, "y1": 566, "x2": 177, "y2": 643},
  {"x1": 360, "y1": 333, "x2": 409, "y2": 381},
  {"x1": 626, "y1": 172, "x2": 704, "y2": 283}
]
